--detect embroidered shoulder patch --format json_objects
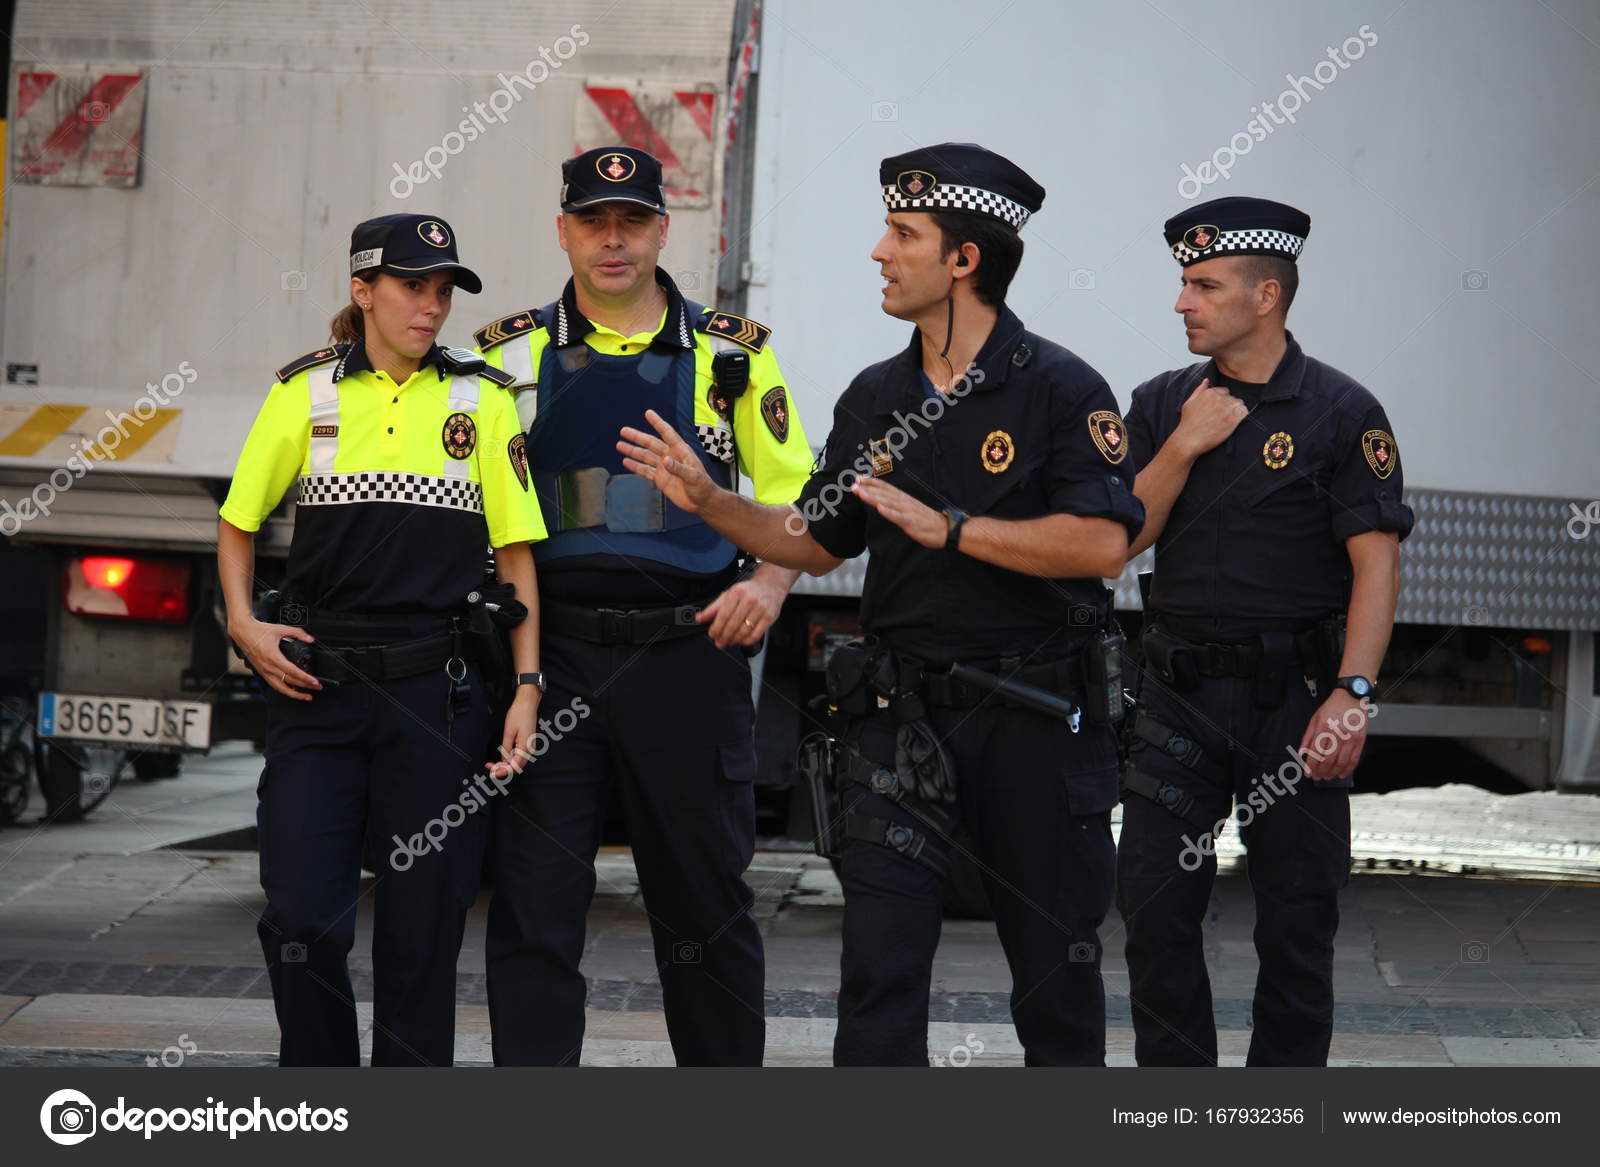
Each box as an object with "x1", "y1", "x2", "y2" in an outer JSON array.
[
  {"x1": 508, "y1": 433, "x2": 529, "y2": 490},
  {"x1": 1087, "y1": 410, "x2": 1127, "y2": 464},
  {"x1": 275, "y1": 344, "x2": 347, "y2": 383},
  {"x1": 473, "y1": 308, "x2": 542, "y2": 351},
  {"x1": 698, "y1": 310, "x2": 771, "y2": 353},
  {"x1": 1362, "y1": 429, "x2": 1398, "y2": 479},
  {"x1": 760, "y1": 386, "x2": 790, "y2": 442}
]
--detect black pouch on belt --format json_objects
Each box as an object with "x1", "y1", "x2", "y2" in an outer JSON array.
[
  {"x1": 1141, "y1": 627, "x2": 1200, "y2": 693},
  {"x1": 1253, "y1": 629, "x2": 1294, "y2": 708},
  {"x1": 824, "y1": 637, "x2": 879, "y2": 717}
]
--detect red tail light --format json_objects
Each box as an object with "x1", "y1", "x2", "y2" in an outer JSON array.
[{"x1": 64, "y1": 555, "x2": 192, "y2": 623}]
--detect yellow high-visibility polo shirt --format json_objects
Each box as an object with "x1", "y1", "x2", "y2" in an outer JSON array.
[
  {"x1": 474, "y1": 276, "x2": 813, "y2": 507},
  {"x1": 220, "y1": 341, "x2": 546, "y2": 613}
]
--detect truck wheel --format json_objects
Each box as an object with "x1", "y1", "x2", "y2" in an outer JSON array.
[
  {"x1": 132, "y1": 752, "x2": 182, "y2": 782},
  {"x1": 0, "y1": 741, "x2": 30, "y2": 825},
  {"x1": 37, "y1": 742, "x2": 121, "y2": 822}
]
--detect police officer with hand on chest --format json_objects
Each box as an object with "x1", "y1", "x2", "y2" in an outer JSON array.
[
  {"x1": 1117, "y1": 196, "x2": 1414, "y2": 1067},
  {"x1": 477, "y1": 146, "x2": 814, "y2": 1067},
  {"x1": 621, "y1": 144, "x2": 1144, "y2": 1066}
]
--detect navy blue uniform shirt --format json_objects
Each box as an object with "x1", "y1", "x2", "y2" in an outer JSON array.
[
  {"x1": 800, "y1": 304, "x2": 1144, "y2": 665},
  {"x1": 1125, "y1": 331, "x2": 1414, "y2": 639}
]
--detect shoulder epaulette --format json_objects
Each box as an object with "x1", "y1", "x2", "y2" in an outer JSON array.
[
  {"x1": 697, "y1": 309, "x2": 771, "y2": 354},
  {"x1": 275, "y1": 344, "x2": 347, "y2": 383},
  {"x1": 478, "y1": 365, "x2": 517, "y2": 388},
  {"x1": 474, "y1": 308, "x2": 543, "y2": 351}
]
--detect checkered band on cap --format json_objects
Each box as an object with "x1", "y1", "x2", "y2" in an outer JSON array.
[
  {"x1": 881, "y1": 183, "x2": 1032, "y2": 230},
  {"x1": 1171, "y1": 227, "x2": 1306, "y2": 264},
  {"x1": 298, "y1": 472, "x2": 484, "y2": 514}
]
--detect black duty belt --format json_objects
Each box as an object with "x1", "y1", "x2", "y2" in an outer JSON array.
[
  {"x1": 309, "y1": 632, "x2": 458, "y2": 683},
  {"x1": 921, "y1": 654, "x2": 1083, "y2": 708},
  {"x1": 1147, "y1": 630, "x2": 1324, "y2": 678},
  {"x1": 542, "y1": 598, "x2": 706, "y2": 645}
]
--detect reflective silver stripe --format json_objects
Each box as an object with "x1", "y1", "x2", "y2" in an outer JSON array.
[
  {"x1": 442, "y1": 374, "x2": 481, "y2": 480},
  {"x1": 307, "y1": 366, "x2": 339, "y2": 474},
  {"x1": 495, "y1": 340, "x2": 539, "y2": 430}
]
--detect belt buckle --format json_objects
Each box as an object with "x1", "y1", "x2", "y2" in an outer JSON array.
[
  {"x1": 597, "y1": 608, "x2": 626, "y2": 642},
  {"x1": 674, "y1": 604, "x2": 699, "y2": 627}
]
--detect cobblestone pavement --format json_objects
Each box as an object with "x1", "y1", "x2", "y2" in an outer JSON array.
[{"x1": 2, "y1": 745, "x2": 1598, "y2": 1067}]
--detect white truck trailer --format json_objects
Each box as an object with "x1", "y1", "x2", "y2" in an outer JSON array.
[
  {"x1": 0, "y1": 0, "x2": 754, "y2": 816},
  {"x1": 737, "y1": 0, "x2": 1600, "y2": 806},
  {"x1": 0, "y1": 0, "x2": 1595, "y2": 829}
]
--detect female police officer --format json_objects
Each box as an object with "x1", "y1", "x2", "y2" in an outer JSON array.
[{"x1": 216, "y1": 213, "x2": 546, "y2": 1066}]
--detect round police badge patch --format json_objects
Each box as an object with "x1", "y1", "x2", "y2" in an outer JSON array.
[
  {"x1": 1183, "y1": 224, "x2": 1219, "y2": 252},
  {"x1": 442, "y1": 412, "x2": 476, "y2": 459},
  {"x1": 1362, "y1": 429, "x2": 1398, "y2": 479},
  {"x1": 598, "y1": 152, "x2": 636, "y2": 183},
  {"x1": 1087, "y1": 410, "x2": 1127, "y2": 464},
  {"x1": 981, "y1": 430, "x2": 1015, "y2": 474},
  {"x1": 1263, "y1": 431, "x2": 1294, "y2": 470},
  {"x1": 417, "y1": 220, "x2": 451, "y2": 249}
]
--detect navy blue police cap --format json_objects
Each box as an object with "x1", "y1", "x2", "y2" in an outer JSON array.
[
  {"x1": 879, "y1": 143, "x2": 1045, "y2": 231},
  {"x1": 560, "y1": 146, "x2": 668, "y2": 214},
  {"x1": 349, "y1": 213, "x2": 482, "y2": 293},
  {"x1": 1164, "y1": 196, "x2": 1310, "y2": 266}
]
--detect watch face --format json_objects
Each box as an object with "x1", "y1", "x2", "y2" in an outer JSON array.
[{"x1": 1345, "y1": 677, "x2": 1371, "y2": 697}]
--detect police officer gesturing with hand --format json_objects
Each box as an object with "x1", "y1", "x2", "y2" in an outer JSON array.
[
  {"x1": 478, "y1": 147, "x2": 814, "y2": 1067},
  {"x1": 1117, "y1": 197, "x2": 1414, "y2": 1067},
  {"x1": 218, "y1": 214, "x2": 547, "y2": 1066},
  {"x1": 623, "y1": 144, "x2": 1145, "y2": 1066}
]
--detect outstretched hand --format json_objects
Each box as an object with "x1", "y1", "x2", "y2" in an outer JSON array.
[{"x1": 618, "y1": 410, "x2": 720, "y2": 514}]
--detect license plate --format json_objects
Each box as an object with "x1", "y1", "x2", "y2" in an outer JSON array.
[{"x1": 37, "y1": 693, "x2": 211, "y2": 750}]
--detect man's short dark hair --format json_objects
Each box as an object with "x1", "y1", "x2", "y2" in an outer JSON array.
[
  {"x1": 929, "y1": 211, "x2": 1024, "y2": 307},
  {"x1": 1241, "y1": 254, "x2": 1299, "y2": 315}
]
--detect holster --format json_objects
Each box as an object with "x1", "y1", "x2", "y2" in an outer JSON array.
[
  {"x1": 1141, "y1": 627, "x2": 1200, "y2": 692},
  {"x1": 464, "y1": 579, "x2": 528, "y2": 724}
]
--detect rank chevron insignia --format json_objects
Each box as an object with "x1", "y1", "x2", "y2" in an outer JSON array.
[
  {"x1": 473, "y1": 308, "x2": 542, "y2": 350},
  {"x1": 699, "y1": 311, "x2": 770, "y2": 353}
]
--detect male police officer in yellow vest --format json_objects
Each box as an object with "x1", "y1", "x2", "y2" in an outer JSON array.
[{"x1": 475, "y1": 146, "x2": 813, "y2": 1066}]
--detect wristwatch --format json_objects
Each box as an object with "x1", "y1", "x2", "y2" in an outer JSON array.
[
  {"x1": 1333, "y1": 675, "x2": 1373, "y2": 699},
  {"x1": 515, "y1": 672, "x2": 547, "y2": 693},
  {"x1": 943, "y1": 506, "x2": 969, "y2": 551}
]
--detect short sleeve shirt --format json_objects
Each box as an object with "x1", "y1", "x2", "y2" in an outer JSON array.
[
  {"x1": 219, "y1": 341, "x2": 546, "y2": 613},
  {"x1": 1124, "y1": 331, "x2": 1413, "y2": 638},
  {"x1": 797, "y1": 304, "x2": 1145, "y2": 665}
]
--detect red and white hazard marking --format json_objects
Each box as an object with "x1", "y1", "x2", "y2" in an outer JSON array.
[
  {"x1": 13, "y1": 68, "x2": 146, "y2": 187},
  {"x1": 576, "y1": 83, "x2": 717, "y2": 207}
]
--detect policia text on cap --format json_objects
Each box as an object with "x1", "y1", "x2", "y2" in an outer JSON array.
[{"x1": 216, "y1": 213, "x2": 546, "y2": 1067}]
